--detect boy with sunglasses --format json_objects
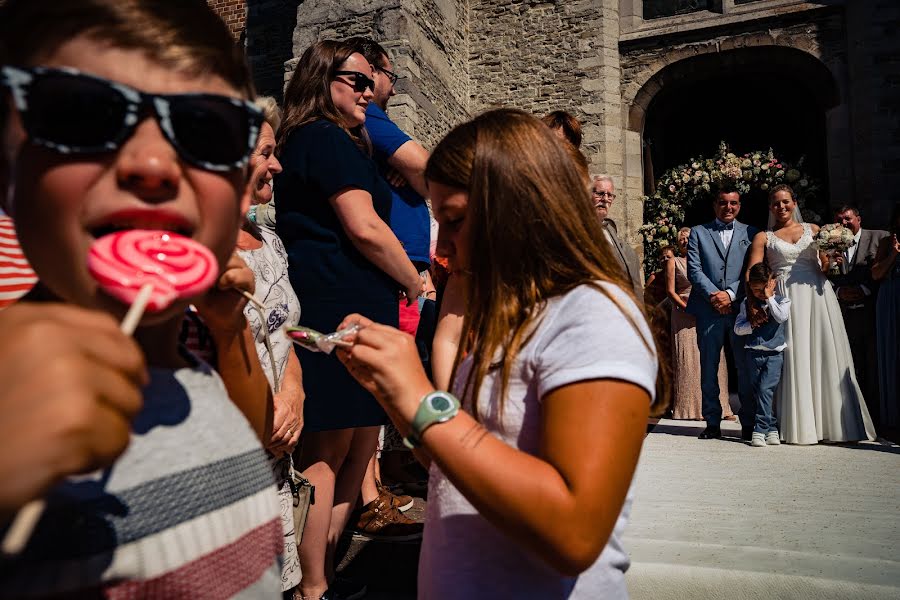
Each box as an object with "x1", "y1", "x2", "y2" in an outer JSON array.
[{"x1": 0, "y1": 0, "x2": 282, "y2": 596}]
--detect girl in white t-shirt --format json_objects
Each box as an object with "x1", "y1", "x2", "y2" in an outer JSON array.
[{"x1": 336, "y1": 108, "x2": 665, "y2": 599}]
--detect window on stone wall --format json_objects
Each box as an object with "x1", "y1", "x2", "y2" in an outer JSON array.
[{"x1": 642, "y1": 0, "x2": 712, "y2": 20}]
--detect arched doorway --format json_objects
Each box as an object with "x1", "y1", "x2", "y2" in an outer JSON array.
[{"x1": 636, "y1": 47, "x2": 840, "y2": 231}]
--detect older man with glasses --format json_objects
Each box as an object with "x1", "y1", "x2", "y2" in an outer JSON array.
[{"x1": 593, "y1": 175, "x2": 643, "y2": 302}]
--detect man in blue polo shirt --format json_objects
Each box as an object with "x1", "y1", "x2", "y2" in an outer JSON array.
[{"x1": 347, "y1": 37, "x2": 432, "y2": 277}]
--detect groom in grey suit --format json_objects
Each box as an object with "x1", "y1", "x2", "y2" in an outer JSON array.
[{"x1": 686, "y1": 190, "x2": 758, "y2": 439}]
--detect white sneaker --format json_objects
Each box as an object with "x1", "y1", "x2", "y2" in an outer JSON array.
[
  {"x1": 766, "y1": 431, "x2": 781, "y2": 445},
  {"x1": 750, "y1": 432, "x2": 766, "y2": 447}
]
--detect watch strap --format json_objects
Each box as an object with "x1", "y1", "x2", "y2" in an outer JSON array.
[{"x1": 402, "y1": 391, "x2": 460, "y2": 449}]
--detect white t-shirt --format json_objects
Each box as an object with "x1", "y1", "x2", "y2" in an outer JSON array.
[{"x1": 419, "y1": 283, "x2": 658, "y2": 600}]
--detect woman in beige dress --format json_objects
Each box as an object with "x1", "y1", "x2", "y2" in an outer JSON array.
[{"x1": 665, "y1": 228, "x2": 733, "y2": 420}]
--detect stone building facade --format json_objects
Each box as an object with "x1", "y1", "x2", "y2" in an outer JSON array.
[{"x1": 214, "y1": 0, "x2": 899, "y2": 253}]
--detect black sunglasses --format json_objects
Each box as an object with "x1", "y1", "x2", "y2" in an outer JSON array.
[
  {"x1": 0, "y1": 66, "x2": 263, "y2": 172},
  {"x1": 375, "y1": 65, "x2": 399, "y2": 86},
  {"x1": 333, "y1": 70, "x2": 375, "y2": 94}
]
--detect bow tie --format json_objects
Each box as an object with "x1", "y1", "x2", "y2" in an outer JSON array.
[{"x1": 713, "y1": 222, "x2": 734, "y2": 231}]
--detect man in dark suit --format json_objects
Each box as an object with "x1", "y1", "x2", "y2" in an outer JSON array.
[
  {"x1": 831, "y1": 205, "x2": 889, "y2": 424},
  {"x1": 593, "y1": 175, "x2": 644, "y2": 303},
  {"x1": 686, "y1": 189, "x2": 758, "y2": 440}
]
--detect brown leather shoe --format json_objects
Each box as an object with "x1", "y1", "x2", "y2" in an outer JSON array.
[
  {"x1": 351, "y1": 495, "x2": 423, "y2": 541},
  {"x1": 376, "y1": 479, "x2": 413, "y2": 512}
]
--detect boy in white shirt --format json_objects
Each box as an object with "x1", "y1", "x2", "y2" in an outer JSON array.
[{"x1": 735, "y1": 263, "x2": 791, "y2": 447}]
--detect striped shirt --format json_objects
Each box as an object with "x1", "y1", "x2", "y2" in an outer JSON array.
[
  {"x1": 0, "y1": 360, "x2": 283, "y2": 598},
  {"x1": 0, "y1": 216, "x2": 37, "y2": 309}
]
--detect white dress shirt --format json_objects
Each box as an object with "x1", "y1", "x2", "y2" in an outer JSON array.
[
  {"x1": 714, "y1": 219, "x2": 736, "y2": 300},
  {"x1": 846, "y1": 228, "x2": 862, "y2": 265},
  {"x1": 715, "y1": 219, "x2": 734, "y2": 249},
  {"x1": 841, "y1": 229, "x2": 871, "y2": 299}
]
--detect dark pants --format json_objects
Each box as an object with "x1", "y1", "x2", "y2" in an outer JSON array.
[
  {"x1": 840, "y1": 303, "x2": 880, "y2": 425},
  {"x1": 696, "y1": 314, "x2": 754, "y2": 428},
  {"x1": 747, "y1": 348, "x2": 784, "y2": 434}
]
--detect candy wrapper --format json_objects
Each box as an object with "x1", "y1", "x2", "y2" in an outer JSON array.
[{"x1": 287, "y1": 324, "x2": 359, "y2": 354}]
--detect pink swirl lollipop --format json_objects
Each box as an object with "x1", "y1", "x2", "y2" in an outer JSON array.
[{"x1": 88, "y1": 230, "x2": 219, "y2": 312}]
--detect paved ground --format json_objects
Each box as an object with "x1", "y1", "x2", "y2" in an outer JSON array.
[
  {"x1": 625, "y1": 419, "x2": 900, "y2": 599},
  {"x1": 335, "y1": 419, "x2": 900, "y2": 599}
]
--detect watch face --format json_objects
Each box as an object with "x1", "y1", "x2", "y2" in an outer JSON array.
[{"x1": 429, "y1": 394, "x2": 452, "y2": 412}]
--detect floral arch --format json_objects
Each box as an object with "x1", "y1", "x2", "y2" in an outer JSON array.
[{"x1": 640, "y1": 142, "x2": 822, "y2": 274}]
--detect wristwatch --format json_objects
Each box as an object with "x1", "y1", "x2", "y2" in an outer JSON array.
[{"x1": 402, "y1": 391, "x2": 461, "y2": 449}]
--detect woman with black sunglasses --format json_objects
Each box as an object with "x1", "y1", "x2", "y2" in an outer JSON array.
[{"x1": 275, "y1": 40, "x2": 424, "y2": 600}]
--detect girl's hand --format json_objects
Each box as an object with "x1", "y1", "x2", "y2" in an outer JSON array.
[{"x1": 336, "y1": 314, "x2": 433, "y2": 417}]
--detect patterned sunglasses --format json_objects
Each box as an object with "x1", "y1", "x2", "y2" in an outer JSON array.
[{"x1": 0, "y1": 65, "x2": 263, "y2": 172}]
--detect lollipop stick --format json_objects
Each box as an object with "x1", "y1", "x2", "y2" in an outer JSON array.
[
  {"x1": 239, "y1": 289, "x2": 266, "y2": 311},
  {"x1": 120, "y1": 284, "x2": 154, "y2": 335},
  {"x1": 2, "y1": 283, "x2": 154, "y2": 555},
  {"x1": 1, "y1": 499, "x2": 44, "y2": 554}
]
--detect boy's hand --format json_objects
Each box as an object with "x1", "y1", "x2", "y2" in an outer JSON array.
[
  {"x1": 765, "y1": 278, "x2": 777, "y2": 299},
  {"x1": 748, "y1": 300, "x2": 768, "y2": 327},
  {"x1": 194, "y1": 251, "x2": 254, "y2": 338},
  {"x1": 0, "y1": 303, "x2": 147, "y2": 516}
]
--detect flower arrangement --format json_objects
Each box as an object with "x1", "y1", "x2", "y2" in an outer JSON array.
[
  {"x1": 640, "y1": 142, "x2": 821, "y2": 274},
  {"x1": 815, "y1": 223, "x2": 855, "y2": 274}
]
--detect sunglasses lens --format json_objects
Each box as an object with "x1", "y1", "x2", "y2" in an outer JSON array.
[
  {"x1": 28, "y1": 73, "x2": 127, "y2": 150},
  {"x1": 168, "y1": 97, "x2": 250, "y2": 167}
]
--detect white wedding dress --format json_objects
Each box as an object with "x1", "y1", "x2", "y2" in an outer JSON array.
[{"x1": 766, "y1": 224, "x2": 876, "y2": 444}]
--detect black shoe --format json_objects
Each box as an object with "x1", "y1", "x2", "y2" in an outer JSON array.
[
  {"x1": 330, "y1": 577, "x2": 367, "y2": 600},
  {"x1": 698, "y1": 426, "x2": 722, "y2": 439},
  {"x1": 741, "y1": 426, "x2": 753, "y2": 441}
]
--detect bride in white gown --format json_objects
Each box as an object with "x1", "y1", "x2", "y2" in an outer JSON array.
[{"x1": 746, "y1": 185, "x2": 876, "y2": 444}]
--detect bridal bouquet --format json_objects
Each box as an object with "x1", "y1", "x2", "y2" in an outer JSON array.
[{"x1": 815, "y1": 223, "x2": 855, "y2": 274}]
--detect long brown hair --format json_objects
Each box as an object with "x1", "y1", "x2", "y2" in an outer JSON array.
[
  {"x1": 277, "y1": 39, "x2": 368, "y2": 155},
  {"x1": 426, "y1": 108, "x2": 669, "y2": 417}
]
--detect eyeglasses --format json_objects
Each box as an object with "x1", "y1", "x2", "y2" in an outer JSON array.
[
  {"x1": 0, "y1": 66, "x2": 263, "y2": 173},
  {"x1": 333, "y1": 70, "x2": 375, "y2": 94},
  {"x1": 592, "y1": 191, "x2": 616, "y2": 200},
  {"x1": 375, "y1": 65, "x2": 399, "y2": 86}
]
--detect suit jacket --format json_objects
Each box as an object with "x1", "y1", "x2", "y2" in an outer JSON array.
[
  {"x1": 603, "y1": 218, "x2": 644, "y2": 303},
  {"x1": 828, "y1": 228, "x2": 889, "y2": 307},
  {"x1": 685, "y1": 220, "x2": 757, "y2": 321}
]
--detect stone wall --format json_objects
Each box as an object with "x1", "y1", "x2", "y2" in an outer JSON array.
[
  {"x1": 469, "y1": 1, "x2": 635, "y2": 233},
  {"x1": 845, "y1": 0, "x2": 900, "y2": 226},
  {"x1": 288, "y1": 0, "x2": 469, "y2": 149},
  {"x1": 246, "y1": 0, "x2": 299, "y2": 98},
  {"x1": 219, "y1": 0, "x2": 897, "y2": 235},
  {"x1": 208, "y1": 0, "x2": 247, "y2": 39},
  {"x1": 619, "y1": 1, "x2": 900, "y2": 228}
]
